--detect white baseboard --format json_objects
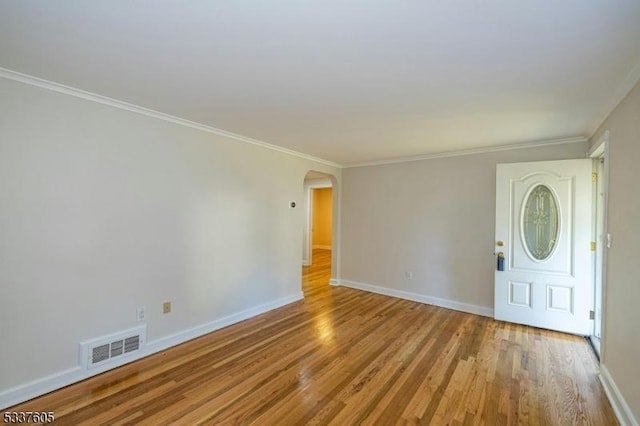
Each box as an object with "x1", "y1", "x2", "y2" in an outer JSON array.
[
  {"x1": 337, "y1": 279, "x2": 493, "y2": 318},
  {"x1": 302, "y1": 260, "x2": 310, "y2": 266},
  {"x1": 600, "y1": 364, "x2": 639, "y2": 426},
  {"x1": 329, "y1": 278, "x2": 340, "y2": 286},
  {"x1": 144, "y1": 292, "x2": 303, "y2": 355},
  {"x1": 312, "y1": 245, "x2": 332, "y2": 250},
  {"x1": 0, "y1": 366, "x2": 86, "y2": 411},
  {"x1": 0, "y1": 292, "x2": 303, "y2": 410}
]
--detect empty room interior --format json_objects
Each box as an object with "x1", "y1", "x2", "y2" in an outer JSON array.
[{"x1": 1, "y1": 2, "x2": 640, "y2": 425}]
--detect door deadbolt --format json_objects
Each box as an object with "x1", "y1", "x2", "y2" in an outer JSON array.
[{"x1": 496, "y1": 252, "x2": 505, "y2": 271}]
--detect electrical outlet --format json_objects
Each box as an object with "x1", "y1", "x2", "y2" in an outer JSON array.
[
  {"x1": 163, "y1": 301, "x2": 171, "y2": 314},
  {"x1": 405, "y1": 271, "x2": 413, "y2": 280},
  {"x1": 136, "y1": 307, "x2": 146, "y2": 321}
]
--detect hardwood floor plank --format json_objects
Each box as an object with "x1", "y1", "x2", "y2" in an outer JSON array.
[{"x1": 7, "y1": 249, "x2": 617, "y2": 425}]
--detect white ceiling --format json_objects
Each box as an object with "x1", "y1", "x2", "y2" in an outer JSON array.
[{"x1": 1, "y1": 1, "x2": 640, "y2": 165}]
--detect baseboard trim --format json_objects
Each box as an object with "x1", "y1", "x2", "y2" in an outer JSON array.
[
  {"x1": 337, "y1": 279, "x2": 493, "y2": 317},
  {"x1": 329, "y1": 278, "x2": 340, "y2": 286},
  {"x1": 0, "y1": 367, "x2": 86, "y2": 411},
  {"x1": 145, "y1": 292, "x2": 303, "y2": 355},
  {"x1": 599, "y1": 364, "x2": 639, "y2": 426},
  {"x1": 0, "y1": 292, "x2": 303, "y2": 410}
]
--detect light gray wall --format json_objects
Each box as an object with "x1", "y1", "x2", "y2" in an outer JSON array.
[
  {"x1": 340, "y1": 142, "x2": 588, "y2": 312},
  {"x1": 590, "y1": 80, "x2": 640, "y2": 421},
  {"x1": 0, "y1": 76, "x2": 340, "y2": 399}
]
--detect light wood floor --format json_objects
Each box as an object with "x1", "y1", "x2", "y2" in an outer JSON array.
[{"x1": 10, "y1": 249, "x2": 616, "y2": 425}]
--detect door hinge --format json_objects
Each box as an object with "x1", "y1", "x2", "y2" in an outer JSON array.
[
  {"x1": 589, "y1": 310, "x2": 595, "y2": 320},
  {"x1": 590, "y1": 241, "x2": 596, "y2": 251},
  {"x1": 592, "y1": 172, "x2": 598, "y2": 183}
]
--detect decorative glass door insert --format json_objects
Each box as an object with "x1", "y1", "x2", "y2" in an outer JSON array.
[{"x1": 521, "y1": 184, "x2": 559, "y2": 261}]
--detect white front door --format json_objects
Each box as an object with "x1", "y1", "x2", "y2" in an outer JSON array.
[{"x1": 495, "y1": 159, "x2": 593, "y2": 335}]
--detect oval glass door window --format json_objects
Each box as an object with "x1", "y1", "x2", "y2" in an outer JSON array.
[{"x1": 521, "y1": 184, "x2": 559, "y2": 261}]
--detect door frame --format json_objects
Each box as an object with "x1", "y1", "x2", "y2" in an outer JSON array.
[
  {"x1": 588, "y1": 130, "x2": 610, "y2": 357},
  {"x1": 303, "y1": 176, "x2": 333, "y2": 267}
]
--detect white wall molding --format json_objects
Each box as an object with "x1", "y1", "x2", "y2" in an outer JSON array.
[
  {"x1": 0, "y1": 67, "x2": 593, "y2": 172},
  {"x1": 0, "y1": 67, "x2": 341, "y2": 169},
  {"x1": 344, "y1": 137, "x2": 588, "y2": 168},
  {"x1": 0, "y1": 366, "x2": 86, "y2": 412},
  {"x1": 303, "y1": 178, "x2": 333, "y2": 188},
  {"x1": 588, "y1": 129, "x2": 610, "y2": 158},
  {"x1": 302, "y1": 178, "x2": 334, "y2": 267},
  {"x1": 0, "y1": 292, "x2": 303, "y2": 410},
  {"x1": 329, "y1": 278, "x2": 341, "y2": 286},
  {"x1": 144, "y1": 292, "x2": 303, "y2": 355},
  {"x1": 600, "y1": 364, "x2": 639, "y2": 426},
  {"x1": 0, "y1": 68, "x2": 595, "y2": 171},
  {"x1": 337, "y1": 279, "x2": 493, "y2": 317},
  {"x1": 590, "y1": 57, "x2": 640, "y2": 139}
]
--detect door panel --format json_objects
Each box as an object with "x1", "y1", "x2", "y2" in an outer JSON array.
[{"x1": 495, "y1": 159, "x2": 593, "y2": 335}]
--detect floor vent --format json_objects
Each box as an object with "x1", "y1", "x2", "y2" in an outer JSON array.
[{"x1": 79, "y1": 325, "x2": 146, "y2": 369}]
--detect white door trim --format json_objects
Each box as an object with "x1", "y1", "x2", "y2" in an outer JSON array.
[
  {"x1": 588, "y1": 130, "x2": 610, "y2": 357},
  {"x1": 303, "y1": 178, "x2": 332, "y2": 266}
]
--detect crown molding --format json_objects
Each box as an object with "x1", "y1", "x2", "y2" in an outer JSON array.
[
  {"x1": 0, "y1": 67, "x2": 592, "y2": 170},
  {"x1": 0, "y1": 67, "x2": 342, "y2": 169},
  {"x1": 343, "y1": 136, "x2": 589, "y2": 168},
  {"x1": 589, "y1": 57, "x2": 640, "y2": 138}
]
